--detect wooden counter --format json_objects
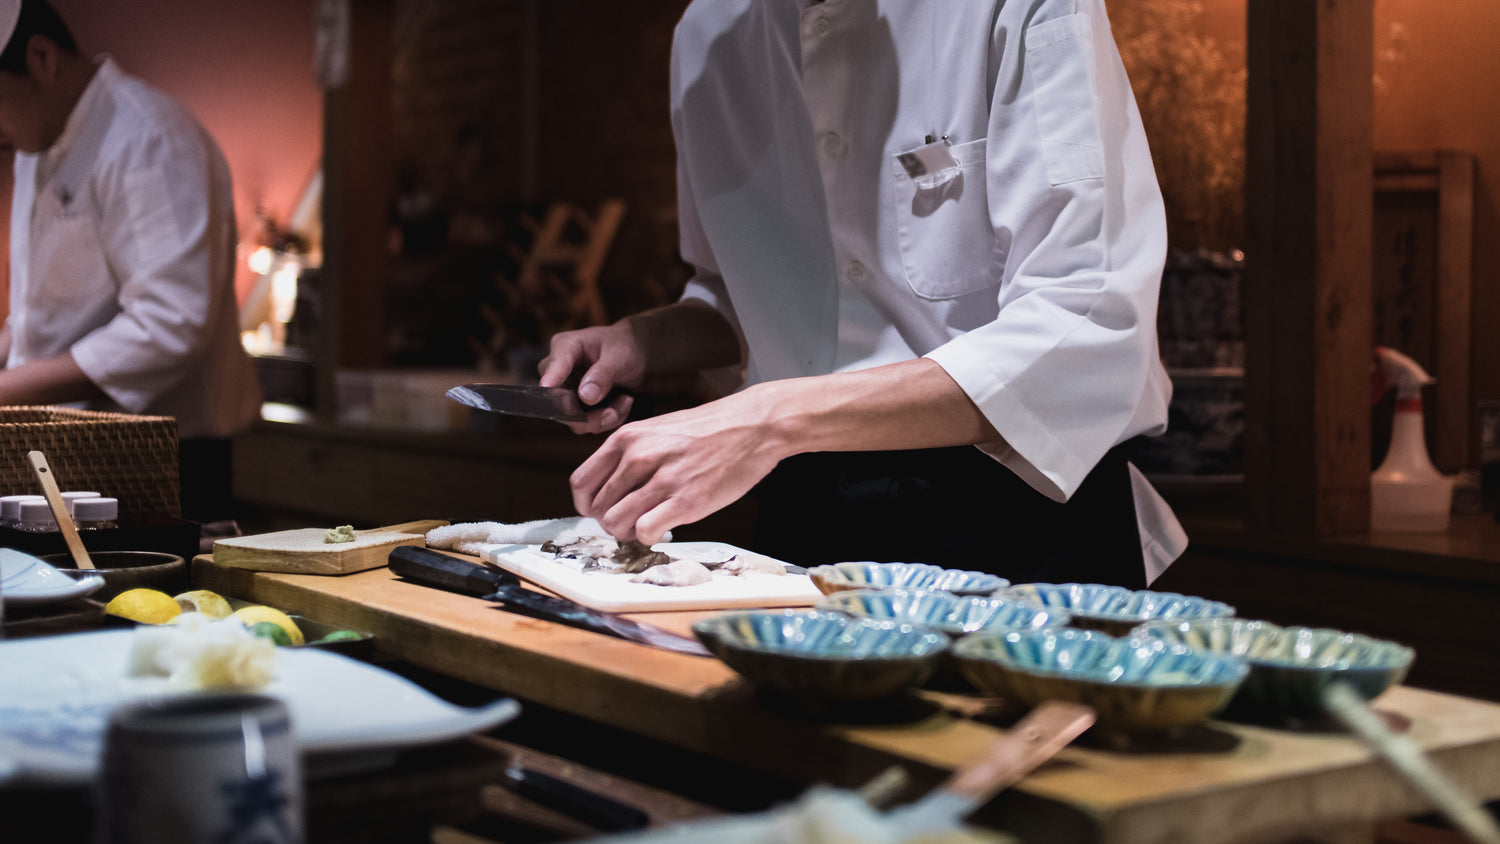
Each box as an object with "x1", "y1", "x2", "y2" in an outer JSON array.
[
  {"x1": 194, "y1": 555, "x2": 1500, "y2": 844},
  {"x1": 1155, "y1": 510, "x2": 1500, "y2": 703}
]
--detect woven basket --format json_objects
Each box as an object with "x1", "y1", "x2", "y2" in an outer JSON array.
[{"x1": 0, "y1": 406, "x2": 180, "y2": 518}]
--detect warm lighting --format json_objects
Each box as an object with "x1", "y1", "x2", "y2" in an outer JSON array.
[
  {"x1": 247, "y1": 245, "x2": 276, "y2": 276},
  {"x1": 240, "y1": 243, "x2": 304, "y2": 357}
]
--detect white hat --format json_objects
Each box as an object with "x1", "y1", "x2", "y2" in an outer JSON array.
[{"x1": 0, "y1": 1, "x2": 18, "y2": 55}]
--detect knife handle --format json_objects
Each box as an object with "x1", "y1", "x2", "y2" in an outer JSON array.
[
  {"x1": 388, "y1": 545, "x2": 508, "y2": 596},
  {"x1": 501, "y1": 766, "x2": 650, "y2": 832}
]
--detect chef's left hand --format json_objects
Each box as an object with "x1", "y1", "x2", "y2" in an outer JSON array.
[{"x1": 570, "y1": 386, "x2": 783, "y2": 545}]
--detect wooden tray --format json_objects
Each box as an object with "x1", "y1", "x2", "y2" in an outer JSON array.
[{"x1": 213, "y1": 520, "x2": 449, "y2": 575}]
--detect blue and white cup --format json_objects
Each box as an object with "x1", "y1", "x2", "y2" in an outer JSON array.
[{"x1": 95, "y1": 693, "x2": 303, "y2": 844}]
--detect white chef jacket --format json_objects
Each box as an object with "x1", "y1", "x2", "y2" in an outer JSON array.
[
  {"x1": 7, "y1": 58, "x2": 261, "y2": 440},
  {"x1": 670, "y1": 0, "x2": 1187, "y2": 578}
]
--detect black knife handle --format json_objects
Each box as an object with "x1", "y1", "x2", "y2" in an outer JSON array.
[
  {"x1": 488, "y1": 583, "x2": 622, "y2": 628},
  {"x1": 388, "y1": 545, "x2": 509, "y2": 597},
  {"x1": 501, "y1": 766, "x2": 650, "y2": 832}
]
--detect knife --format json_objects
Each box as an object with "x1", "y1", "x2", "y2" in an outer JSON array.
[
  {"x1": 446, "y1": 383, "x2": 629, "y2": 423},
  {"x1": 499, "y1": 764, "x2": 650, "y2": 832},
  {"x1": 388, "y1": 545, "x2": 712, "y2": 657}
]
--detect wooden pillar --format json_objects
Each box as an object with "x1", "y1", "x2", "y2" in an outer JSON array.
[
  {"x1": 1244, "y1": 0, "x2": 1374, "y2": 535},
  {"x1": 317, "y1": 0, "x2": 394, "y2": 420}
]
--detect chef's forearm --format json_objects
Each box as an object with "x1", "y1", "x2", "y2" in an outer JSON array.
[
  {"x1": 750, "y1": 357, "x2": 1002, "y2": 460},
  {"x1": 623, "y1": 299, "x2": 742, "y2": 375},
  {"x1": 0, "y1": 352, "x2": 106, "y2": 405}
]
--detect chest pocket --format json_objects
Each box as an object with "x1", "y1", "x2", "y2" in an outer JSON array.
[
  {"x1": 890, "y1": 138, "x2": 1005, "y2": 301},
  {"x1": 29, "y1": 184, "x2": 113, "y2": 306}
]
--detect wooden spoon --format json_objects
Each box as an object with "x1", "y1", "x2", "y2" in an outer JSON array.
[
  {"x1": 25, "y1": 450, "x2": 95, "y2": 570},
  {"x1": 885, "y1": 700, "x2": 1096, "y2": 836}
]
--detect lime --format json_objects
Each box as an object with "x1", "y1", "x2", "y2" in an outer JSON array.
[
  {"x1": 105, "y1": 588, "x2": 182, "y2": 624},
  {"x1": 173, "y1": 589, "x2": 233, "y2": 619},
  {"x1": 231, "y1": 605, "x2": 305, "y2": 646},
  {"x1": 313, "y1": 630, "x2": 363, "y2": 644},
  {"x1": 249, "y1": 621, "x2": 293, "y2": 646}
]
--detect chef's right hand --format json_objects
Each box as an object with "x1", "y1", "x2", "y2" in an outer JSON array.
[{"x1": 538, "y1": 322, "x2": 644, "y2": 434}]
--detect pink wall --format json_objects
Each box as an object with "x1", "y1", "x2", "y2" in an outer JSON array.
[{"x1": 50, "y1": 0, "x2": 323, "y2": 302}]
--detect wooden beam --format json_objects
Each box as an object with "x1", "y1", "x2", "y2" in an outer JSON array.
[
  {"x1": 1244, "y1": 0, "x2": 1375, "y2": 534},
  {"x1": 318, "y1": 0, "x2": 394, "y2": 420}
]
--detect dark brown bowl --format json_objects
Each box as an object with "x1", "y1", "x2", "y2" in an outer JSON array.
[{"x1": 42, "y1": 551, "x2": 187, "y2": 602}]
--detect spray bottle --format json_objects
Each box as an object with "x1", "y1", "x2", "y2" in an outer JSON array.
[{"x1": 1371, "y1": 346, "x2": 1454, "y2": 532}]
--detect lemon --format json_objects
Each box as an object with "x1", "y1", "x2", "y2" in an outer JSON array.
[
  {"x1": 232, "y1": 605, "x2": 304, "y2": 646},
  {"x1": 106, "y1": 588, "x2": 183, "y2": 624},
  {"x1": 173, "y1": 589, "x2": 233, "y2": 619}
]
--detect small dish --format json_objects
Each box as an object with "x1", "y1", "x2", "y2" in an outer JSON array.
[
  {"x1": 41, "y1": 551, "x2": 187, "y2": 602},
  {"x1": 815, "y1": 588, "x2": 1069, "y2": 638},
  {"x1": 1, "y1": 548, "x2": 104, "y2": 607},
  {"x1": 808, "y1": 562, "x2": 1009, "y2": 597},
  {"x1": 1133, "y1": 618, "x2": 1415, "y2": 720},
  {"x1": 1002, "y1": 582, "x2": 1235, "y2": 636},
  {"x1": 692, "y1": 609, "x2": 949, "y2": 708},
  {"x1": 952, "y1": 627, "x2": 1248, "y2": 731}
]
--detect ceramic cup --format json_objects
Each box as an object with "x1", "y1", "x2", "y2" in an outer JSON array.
[{"x1": 95, "y1": 693, "x2": 303, "y2": 844}]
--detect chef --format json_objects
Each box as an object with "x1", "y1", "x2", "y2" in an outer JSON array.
[
  {"x1": 540, "y1": 0, "x2": 1186, "y2": 587},
  {"x1": 0, "y1": 0, "x2": 261, "y2": 522}
]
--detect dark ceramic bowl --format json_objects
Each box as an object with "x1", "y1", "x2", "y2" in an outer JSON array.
[
  {"x1": 1133, "y1": 618, "x2": 1415, "y2": 720},
  {"x1": 952, "y1": 627, "x2": 1248, "y2": 731},
  {"x1": 815, "y1": 587, "x2": 1070, "y2": 638},
  {"x1": 42, "y1": 550, "x2": 188, "y2": 602},
  {"x1": 807, "y1": 561, "x2": 1009, "y2": 597},
  {"x1": 692, "y1": 609, "x2": 950, "y2": 708},
  {"x1": 1002, "y1": 582, "x2": 1236, "y2": 637}
]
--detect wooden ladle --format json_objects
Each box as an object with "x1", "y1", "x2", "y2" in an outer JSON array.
[{"x1": 26, "y1": 450, "x2": 95, "y2": 570}]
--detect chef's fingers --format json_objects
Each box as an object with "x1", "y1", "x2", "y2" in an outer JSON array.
[
  {"x1": 630, "y1": 496, "x2": 690, "y2": 547},
  {"x1": 585, "y1": 460, "x2": 659, "y2": 540},
  {"x1": 559, "y1": 394, "x2": 633, "y2": 436},
  {"x1": 598, "y1": 482, "x2": 677, "y2": 545},
  {"x1": 537, "y1": 338, "x2": 578, "y2": 388},
  {"x1": 570, "y1": 440, "x2": 627, "y2": 521}
]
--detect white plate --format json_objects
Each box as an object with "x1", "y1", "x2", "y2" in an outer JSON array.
[
  {"x1": 481, "y1": 540, "x2": 823, "y2": 613},
  {"x1": 0, "y1": 629, "x2": 521, "y2": 786},
  {"x1": 0, "y1": 548, "x2": 104, "y2": 607}
]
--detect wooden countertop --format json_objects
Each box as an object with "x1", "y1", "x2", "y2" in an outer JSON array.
[{"x1": 193, "y1": 554, "x2": 1500, "y2": 844}]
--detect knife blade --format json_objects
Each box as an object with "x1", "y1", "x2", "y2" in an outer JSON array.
[
  {"x1": 447, "y1": 383, "x2": 629, "y2": 423},
  {"x1": 388, "y1": 545, "x2": 712, "y2": 657}
]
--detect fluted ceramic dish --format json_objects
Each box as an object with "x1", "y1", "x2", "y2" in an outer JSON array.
[
  {"x1": 1002, "y1": 582, "x2": 1236, "y2": 636},
  {"x1": 807, "y1": 562, "x2": 1009, "y2": 597},
  {"x1": 952, "y1": 627, "x2": 1248, "y2": 731},
  {"x1": 691, "y1": 609, "x2": 950, "y2": 708},
  {"x1": 1133, "y1": 618, "x2": 1415, "y2": 720},
  {"x1": 815, "y1": 587, "x2": 1070, "y2": 638}
]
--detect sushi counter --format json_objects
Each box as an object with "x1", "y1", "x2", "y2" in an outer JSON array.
[{"x1": 175, "y1": 550, "x2": 1500, "y2": 844}]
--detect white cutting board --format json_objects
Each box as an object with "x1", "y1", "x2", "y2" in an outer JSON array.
[{"x1": 479, "y1": 540, "x2": 822, "y2": 613}]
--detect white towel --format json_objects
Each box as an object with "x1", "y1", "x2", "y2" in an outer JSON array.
[{"x1": 424, "y1": 517, "x2": 607, "y2": 556}]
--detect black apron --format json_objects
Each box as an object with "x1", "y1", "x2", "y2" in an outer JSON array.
[{"x1": 751, "y1": 441, "x2": 1146, "y2": 588}]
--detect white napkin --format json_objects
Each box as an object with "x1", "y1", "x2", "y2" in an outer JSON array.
[{"x1": 424, "y1": 517, "x2": 607, "y2": 556}]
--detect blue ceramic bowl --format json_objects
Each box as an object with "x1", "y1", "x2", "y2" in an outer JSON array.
[
  {"x1": 815, "y1": 588, "x2": 1071, "y2": 638},
  {"x1": 951, "y1": 627, "x2": 1248, "y2": 730},
  {"x1": 808, "y1": 562, "x2": 1009, "y2": 598},
  {"x1": 1133, "y1": 618, "x2": 1415, "y2": 719},
  {"x1": 691, "y1": 609, "x2": 950, "y2": 706},
  {"x1": 1003, "y1": 582, "x2": 1236, "y2": 636}
]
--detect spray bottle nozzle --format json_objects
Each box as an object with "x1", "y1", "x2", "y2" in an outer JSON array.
[{"x1": 1374, "y1": 346, "x2": 1434, "y2": 401}]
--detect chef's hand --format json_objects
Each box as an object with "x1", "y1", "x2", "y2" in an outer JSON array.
[
  {"x1": 570, "y1": 386, "x2": 783, "y2": 545},
  {"x1": 538, "y1": 323, "x2": 643, "y2": 434}
]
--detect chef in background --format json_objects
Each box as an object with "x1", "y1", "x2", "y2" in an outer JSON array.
[
  {"x1": 540, "y1": 0, "x2": 1185, "y2": 587},
  {"x1": 0, "y1": 0, "x2": 260, "y2": 524}
]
